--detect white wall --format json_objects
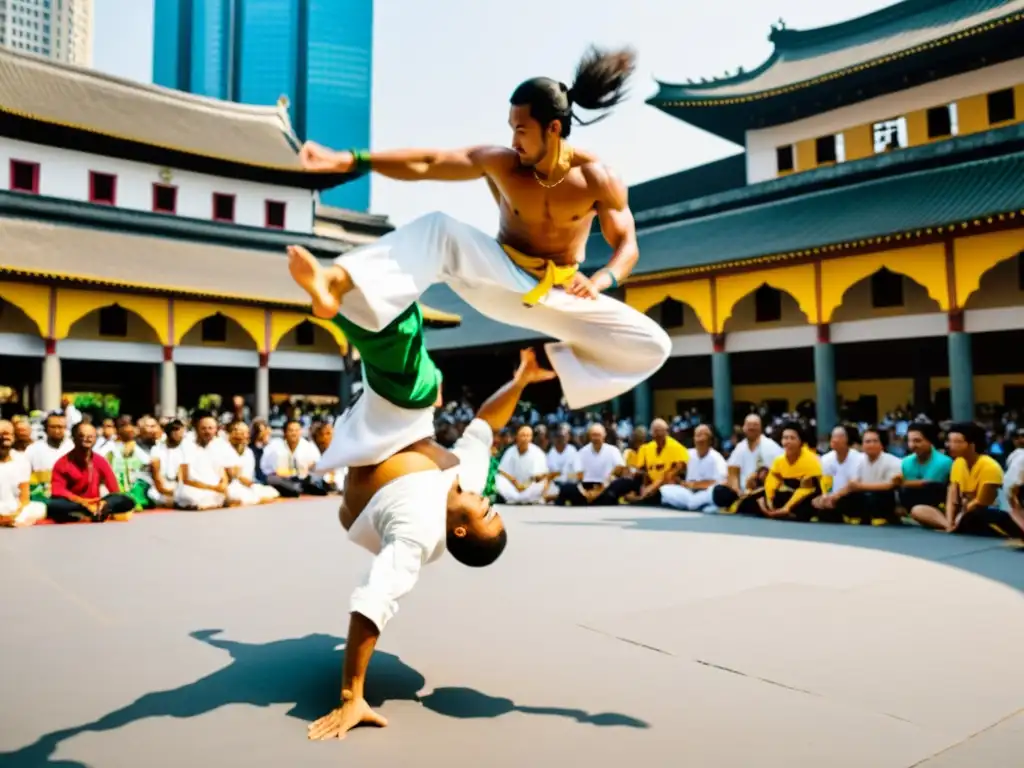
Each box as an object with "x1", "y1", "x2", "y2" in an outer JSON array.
[
  {"x1": 745, "y1": 59, "x2": 1024, "y2": 183},
  {"x1": 0, "y1": 138, "x2": 314, "y2": 231}
]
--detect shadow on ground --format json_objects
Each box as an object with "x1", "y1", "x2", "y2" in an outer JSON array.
[
  {"x1": 531, "y1": 512, "x2": 1024, "y2": 592},
  {"x1": 0, "y1": 629, "x2": 648, "y2": 767}
]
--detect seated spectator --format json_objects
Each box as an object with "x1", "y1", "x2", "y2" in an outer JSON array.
[
  {"x1": 25, "y1": 413, "x2": 73, "y2": 502},
  {"x1": 543, "y1": 424, "x2": 578, "y2": 501},
  {"x1": 310, "y1": 422, "x2": 345, "y2": 493},
  {"x1": 533, "y1": 423, "x2": 550, "y2": 453},
  {"x1": 11, "y1": 417, "x2": 32, "y2": 455},
  {"x1": 621, "y1": 426, "x2": 648, "y2": 468},
  {"x1": 717, "y1": 414, "x2": 782, "y2": 512},
  {"x1": 47, "y1": 422, "x2": 135, "y2": 523},
  {"x1": 259, "y1": 419, "x2": 327, "y2": 498},
  {"x1": 249, "y1": 419, "x2": 271, "y2": 484},
  {"x1": 1005, "y1": 449, "x2": 1024, "y2": 537},
  {"x1": 661, "y1": 424, "x2": 726, "y2": 512},
  {"x1": 555, "y1": 423, "x2": 624, "y2": 506},
  {"x1": 759, "y1": 423, "x2": 822, "y2": 521},
  {"x1": 175, "y1": 414, "x2": 229, "y2": 510},
  {"x1": 494, "y1": 424, "x2": 550, "y2": 504},
  {"x1": 609, "y1": 419, "x2": 687, "y2": 505},
  {"x1": 0, "y1": 420, "x2": 47, "y2": 527},
  {"x1": 104, "y1": 415, "x2": 154, "y2": 510},
  {"x1": 839, "y1": 427, "x2": 902, "y2": 525},
  {"x1": 149, "y1": 419, "x2": 187, "y2": 507},
  {"x1": 215, "y1": 420, "x2": 280, "y2": 505},
  {"x1": 897, "y1": 423, "x2": 952, "y2": 513},
  {"x1": 94, "y1": 418, "x2": 117, "y2": 455},
  {"x1": 812, "y1": 425, "x2": 864, "y2": 522},
  {"x1": 911, "y1": 422, "x2": 1018, "y2": 536}
]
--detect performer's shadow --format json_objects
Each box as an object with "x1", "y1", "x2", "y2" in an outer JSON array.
[{"x1": 0, "y1": 629, "x2": 648, "y2": 767}]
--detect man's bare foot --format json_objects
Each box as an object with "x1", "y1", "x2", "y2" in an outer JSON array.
[
  {"x1": 287, "y1": 245, "x2": 351, "y2": 319},
  {"x1": 307, "y1": 697, "x2": 388, "y2": 740}
]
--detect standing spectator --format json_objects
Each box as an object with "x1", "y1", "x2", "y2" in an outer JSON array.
[
  {"x1": 47, "y1": 422, "x2": 135, "y2": 523},
  {"x1": 0, "y1": 420, "x2": 46, "y2": 527},
  {"x1": 494, "y1": 425, "x2": 550, "y2": 504},
  {"x1": 661, "y1": 424, "x2": 726, "y2": 512}
]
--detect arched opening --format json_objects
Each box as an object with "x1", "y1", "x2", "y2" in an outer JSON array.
[
  {"x1": 65, "y1": 304, "x2": 162, "y2": 344},
  {"x1": 963, "y1": 252, "x2": 1024, "y2": 310},
  {"x1": 274, "y1": 319, "x2": 341, "y2": 354},
  {"x1": 0, "y1": 297, "x2": 41, "y2": 336},
  {"x1": 831, "y1": 267, "x2": 942, "y2": 322},
  {"x1": 179, "y1": 313, "x2": 258, "y2": 349},
  {"x1": 0, "y1": 298, "x2": 42, "y2": 415},
  {"x1": 644, "y1": 298, "x2": 706, "y2": 335},
  {"x1": 723, "y1": 284, "x2": 809, "y2": 333}
]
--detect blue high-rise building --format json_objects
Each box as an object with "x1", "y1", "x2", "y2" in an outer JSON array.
[{"x1": 153, "y1": 0, "x2": 372, "y2": 211}]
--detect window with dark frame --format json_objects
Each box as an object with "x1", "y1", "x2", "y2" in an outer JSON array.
[
  {"x1": 201, "y1": 314, "x2": 228, "y2": 343},
  {"x1": 265, "y1": 200, "x2": 286, "y2": 229},
  {"x1": 98, "y1": 305, "x2": 128, "y2": 337},
  {"x1": 987, "y1": 88, "x2": 1016, "y2": 125},
  {"x1": 212, "y1": 193, "x2": 235, "y2": 222},
  {"x1": 754, "y1": 285, "x2": 783, "y2": 323},
  {"x1": 870, "y1": 269, "x2": 904, "y2": 308},
  {"x1": 815, "y1": 135, "x2": 837, "y2": 164},
  {"x1": 926, "y1": 106, "x2": 953, "y2": 139},
  {"x1": 153, "y1": 184, "x2": 177, "y2": 214},
  {"x1": 10, "y1": 160, "x2": 39, "y2": 193},
  {"x1": 89, "y1": 171, "x2": 116, "y2": 205},
  {"x1": 295, "y1": 320, "x2": 316, "y2": 346},
  {"x1": 660, "y1": 299, "x2": 684, "y2": 329},
  {"x1": 776, "y1": 145, "x2": 795, "y2": 173}
]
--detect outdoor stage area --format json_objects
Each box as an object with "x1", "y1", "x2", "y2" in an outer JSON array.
[{"x1": 0, "y1": 501, "x2": 1021, "y2": 767}]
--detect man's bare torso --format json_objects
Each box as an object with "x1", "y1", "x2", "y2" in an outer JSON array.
[
  {"x1": 483, "y1": 147, "x2": 605, "y2": 265},
  {"x1": 340, "y1": 440, "x2": 458, "y2": 530}
]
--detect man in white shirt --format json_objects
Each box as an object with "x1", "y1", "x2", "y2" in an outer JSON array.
[
  {"x1": 812, "y1": 425, "x2": 865, "y2": 522},
  {"x1": 25, "y1": 413, "x2": 73, "y2": 503},
  {"x1": 661, "y1": 424, "x2": 727, "y2": 512},
  {"x1": 838, "y1": 427, "x2": 902, "y2": 524},
  {"x1": 494, "y1": 424, "x2": 550, "y2": 504},
  {"x1": 61, "y1": 396, "x2": 83, "y2": 428},
  {"x1": 213, "y1": 420, "x2": 280, "y2": 506},
  {"x1": 0, "y1": 420, "x2": 47, "y2": 526},
  {"x1": 259, "y1": 420, "x2": 326, "y2": 497},
  {"x1": 149, "y1": 419, "x2": 187, "y2": 507},
  {"x1": 555, "y1": 423, "x2": 625, "y2": 506},
  {"x1": 175, "y1": 415, "x2": 229, "y2": 510},
  {"x1": 544, "y1": 424, "x2": 578, "y2": 501},
  {"x1": 719, "y1": 414, "x2": 783, "y2": 512}
]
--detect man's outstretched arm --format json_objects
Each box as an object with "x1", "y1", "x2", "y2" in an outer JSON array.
[
  {"x1": 590, "y1": 165, "x2": 639, "y2": 293},
  {"x1": 474, "y1": 349, "x2": 556, "y2": 433},
  {"x1": 299, "y1": 141, "x2": 510, "y2": 182}
]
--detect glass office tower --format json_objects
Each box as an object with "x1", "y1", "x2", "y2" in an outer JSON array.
[{"x1": 153, "y1": 0, "x2": 371, "y2": 210}]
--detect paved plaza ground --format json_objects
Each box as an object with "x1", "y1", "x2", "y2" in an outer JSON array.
[{"x1": 0, "y1": 500, "x2": 1022, "y2": 767}]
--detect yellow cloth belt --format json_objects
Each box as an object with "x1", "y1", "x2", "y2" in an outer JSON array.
[{"x1": 502, "y1": 245, "x2": 578, "y2": 307}]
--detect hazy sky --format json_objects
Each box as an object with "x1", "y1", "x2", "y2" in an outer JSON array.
[{"x1": 93, "y1": 0, "x2": 893, "y2": 231}]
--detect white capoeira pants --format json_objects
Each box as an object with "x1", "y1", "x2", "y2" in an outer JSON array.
[
  {"x1": 335, "y1": 212, "x2": 671, "y2": 409},
  {"x1": 226, "y1": 480, "x2": 279, "y2": 505},
  {"x1": 1, "y1": 501, "x2": 47, "y2": 526},
  {"x1": 660, "y1": 485, "x2": 716, "y2": 512},
  {"x1": 147, "y1": 487, "x2": 174, "y2": 507},
  {"x1": 494, "y1": 476, "x2": 548, "y2": 505},
  {"x1": 175, "y1": 485, "x2": 226, "y2": 510}
]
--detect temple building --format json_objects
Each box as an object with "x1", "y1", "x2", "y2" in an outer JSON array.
[
  {"x1": 427, "y1": 0, "x2": 1024, "y2": 437},
  {"x1": 0, "y1": 48, "x2": 457, "y2": 419}
]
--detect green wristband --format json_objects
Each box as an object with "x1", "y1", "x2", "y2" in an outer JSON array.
[
  {"x1": 351, "y1": 149, "x2": 372, "y2": 175},
  {"x1": 601, "y1": 269, "x2": 619, "y2": 291}
]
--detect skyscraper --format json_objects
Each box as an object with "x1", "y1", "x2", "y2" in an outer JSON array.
[
  {"x1": 153, "y1": 0, "x2": 371, "y2": 211},
  {"x1": 0, "y1": 0, "x2": 94, "y2": 66}
]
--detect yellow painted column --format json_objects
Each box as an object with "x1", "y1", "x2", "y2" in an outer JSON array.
[
  {"x1": 843, "y1": 124, "x2": 874, "y2": 162},
  {"x1": 956, "y1": 94, "x2": 989, "y2": 136},
  {"x1": 905, "y1": 109, "x2": 929, "y2": 147},
  {"x1": 794, "y1": 139, "x2": 817, "y2": 173}
]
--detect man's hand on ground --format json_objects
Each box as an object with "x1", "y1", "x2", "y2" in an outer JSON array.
[{"x1": 308, "y1": 696, "x2": 388, "y2": 740}]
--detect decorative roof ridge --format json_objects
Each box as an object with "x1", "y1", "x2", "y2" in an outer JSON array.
[
  {"x1": 0, "y1": 190, "x2": 352, "y2": 255},
  {"x1": 0, "y1": 47, "x2": 283, "y2": 123},
  {"x1": 315, "y1": 204, "x2": 393, "y2": 228},
  {"x1": 630, "y1": 122, "x2": 1024, "y2": 227}
]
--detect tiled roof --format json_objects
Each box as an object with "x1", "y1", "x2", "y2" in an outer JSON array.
[
  {"x1": 590, "y1": 148, "x2": 1024, "y2": 277},
  {"x1": 651, "y1": 0, "x2": 1024, "y2": 104},
  {"x1": 0, "y1": 47, "x2": 301, "y2": 170},
  {"x1": 627, "y1": 154, "x2": 747, "y2": 213}
]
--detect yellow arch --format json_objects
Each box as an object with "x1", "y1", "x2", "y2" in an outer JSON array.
[
  {"x1": 625, "y1": 279, "x2": 714, "y2": 332},
  {"x1": 53, "y1": 289, "x2": 169, "y2": 343},
  {"x1": 173, "y1": 301, "x2": 266, "y2": 351},
  {"x1": 716, "y1": 264, "x2": 817, "y2": 332},
  {"x1": 0, "y1": 281, "x2": 51, "y2": 336},
  {"x1": 268, "y1": 310, "x2": 348, "y2": 354},
  {"x1": 955, "y1": 230, "x2": 1024, "y2": 308},
  {"x1": 820, "y1": 244, "x2": 948, "y2": 322}
]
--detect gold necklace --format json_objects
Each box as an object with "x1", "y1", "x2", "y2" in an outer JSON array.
[
  {"x1": 533, "y1": 169, "x2": 568, "y2": 188},
  {"x1": 533, "y1": 139, "x2": 574, "y2": 189}
]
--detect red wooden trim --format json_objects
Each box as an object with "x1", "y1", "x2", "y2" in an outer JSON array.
[
  {"x1": 45, "y1": 338, "x2": 56, "y2": 355},
  {"x1": 47, "y1": 286, "x2": 57, "y2": 339},
  {"x1": 948, "y1": 310, "x2": 965, "y2": 333},
  {"x1": 152, "y1": 183, "x2": 178, "y2": 214},
  {"x1": 816, "y1": 323, "x2": 830, "y2": 344},
  {"x1": 264, "y1": 199, "x2": 286, "y2": 229},
  {"x1": 712, "y1": 333, "x2": 726, "y2": 353},
  {"x1": 162, "y1": 345, "x2": 174, "y2": 362},
  {"x1": 258, "y1": 352, "x2": 270, "y2": 367},
  {"x1": 813, "y1": 261, "x2": 823, "y2": 325},
  {"x1": 212, "y1": 192, "x2": 236, "y2": 222},
  {"x1": 709, "y1": 275, "x2": 719, "y2": 333},
  {"x1": 943, "y1": 236, "x2": 958, "y2": 310},
  {"x1": 9, "y1": 159, "x2": 40, "y2": 194},
  {"x1": 88, "y1": 171, "x2": 117, "y2": 205}
]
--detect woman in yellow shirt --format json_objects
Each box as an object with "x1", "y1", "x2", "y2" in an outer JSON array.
[{"x1": 759, "y1": 422, "x2": 823, "y2": 522}]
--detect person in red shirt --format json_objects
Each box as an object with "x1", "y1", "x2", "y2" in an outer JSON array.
[{"x1": 47, "y1": 421, "x2": 136, "y2": 523}]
